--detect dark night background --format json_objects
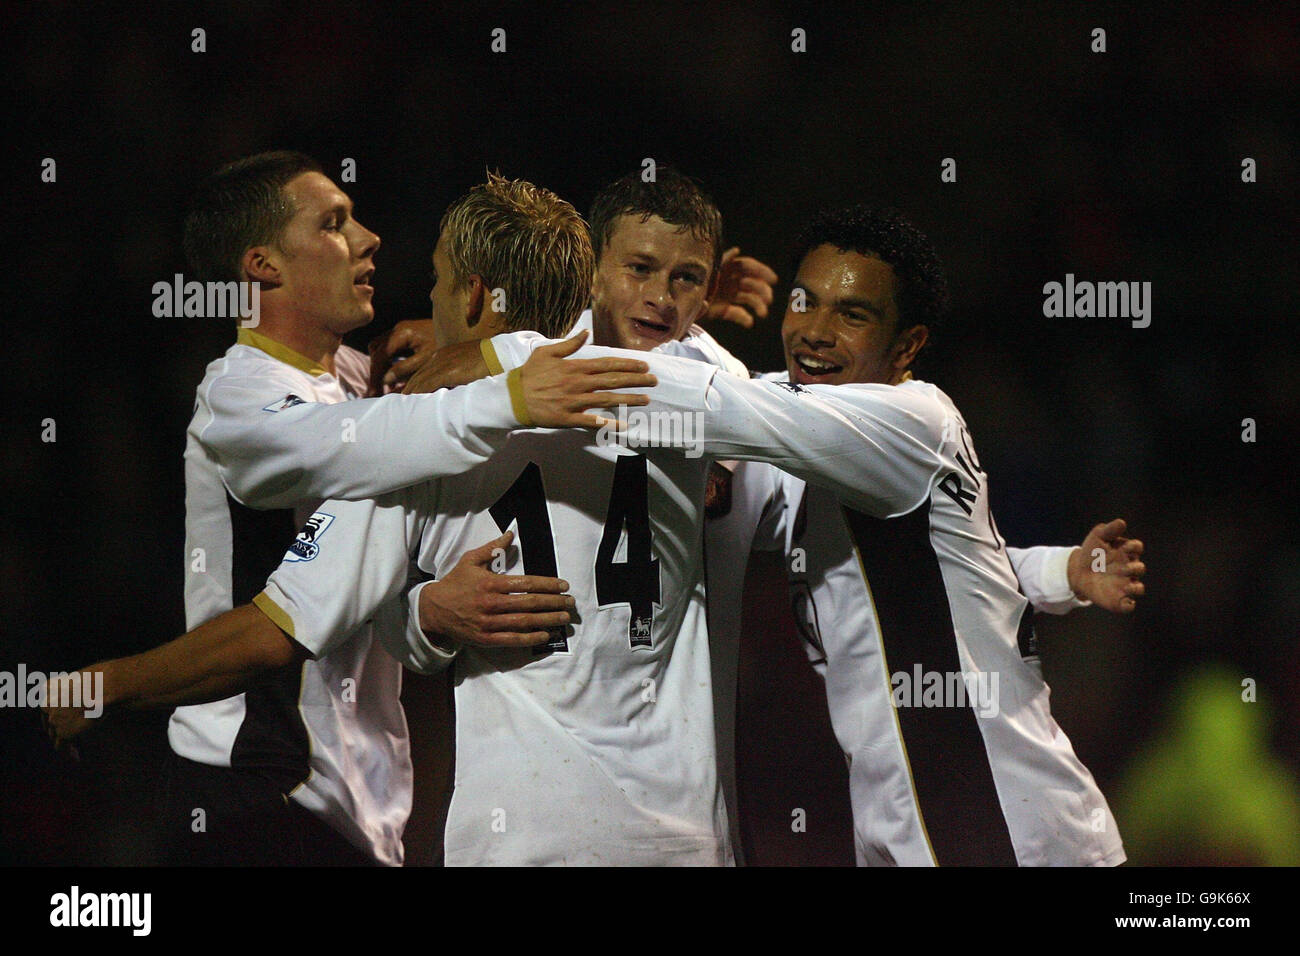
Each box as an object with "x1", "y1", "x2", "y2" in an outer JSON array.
[{"x1": 3, "y1": 1, "x2": 1297, "y2": 869}]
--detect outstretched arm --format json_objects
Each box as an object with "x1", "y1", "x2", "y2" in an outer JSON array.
[
  {"x1": 43, "y1": 604, "x2": 302, "y2": 749},
  {"x1": 1066, "y1": 518, "x2": 1146, "y2": 612},
  {"x1": 644, "y1": 357, "x2": 945, "y2": 518},
  {"x1": 1009, "y1": 520, "x2": 1146, "y2": 616},
  {"x1": 484, "y1": 338, "x2": 944, "y2": 517},
  {"x1": 209, "y1": 332, "x2": 655, "y2": 510}
]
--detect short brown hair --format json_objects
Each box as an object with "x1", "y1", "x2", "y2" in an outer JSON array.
[
  {"x1": 439, "y1": 173, "x2": 594, "y2": 339},
  {"x1": 183, "y1": 151, "x2": 324, "y2": 283},
  {"x1": 588, "y1": 166, "x2": 724, "y2": 272}
]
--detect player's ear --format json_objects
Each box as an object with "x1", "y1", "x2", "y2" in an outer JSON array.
[
  {"x1": 463, "y1": 273, "x2": 486, "y2": 328},
  {"x1": 242, "y1": 246, "x2": 282, "y2": 288},
  {"x1": 891, "y1": 324, "x2": 929, "y2": 373}
]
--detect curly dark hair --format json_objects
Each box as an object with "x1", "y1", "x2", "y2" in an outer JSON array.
[
  {"x1": 588, "y1": 165, "x2": 724, "y2": 272},
  {"x1": 791, "y1": 205, "x2": 949, "y2": 335}
]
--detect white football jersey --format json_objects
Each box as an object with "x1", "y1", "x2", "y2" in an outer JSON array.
[
  {"x1": 174, "y1": 328, "x2": 521, "y2": 865},
  {"x1": 667, "y1": 363, "x2": 1090, "y2": 865},
  {"x1": 627, "y1": 360, "x2": 1124, "y2": 866},
  {"x1": 257, "y1": 351, "x2": 735, "y2": 866},
  {"x1": 778, "y1": 463, "x2": 1122, "y2": 866},
  {"x1": 493, "y1": 338, "x2": 1124, "y2": 866},
  {"x1": 533, "y1": 317, "x2": 762, "y2": 859}
]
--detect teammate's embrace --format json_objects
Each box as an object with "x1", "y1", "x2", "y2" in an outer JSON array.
[
  {"x1": 400, "y1": 173, "x2": 1139, "y2": 866},
  {"x1": 512, "y1": 204, "x2": 1141, "y2": 865},
  {"x1": 43, "y1": 156, "x2": 653, "y2": 865}
]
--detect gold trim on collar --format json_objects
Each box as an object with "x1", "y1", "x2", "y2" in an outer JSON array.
[{"x1": 236, "y1": 328, "x2": 327, "y2": 377}]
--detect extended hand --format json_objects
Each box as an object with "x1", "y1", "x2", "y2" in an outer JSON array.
[
  {"x1": 1067, "y1": 519, "x2": 1146, "y2": 612},
  {"x1": 418, "y1": 531, "x2": 576, "y2": 648},
  {"x1": 40, "y1": 671, "x2": 101, "y2": 753},
  {"x1": 703, "y1": 247, "x2": 778, "y2": 328},
  {"x1": 517, "y1": 331, "x2": 657, "y2": 428}
]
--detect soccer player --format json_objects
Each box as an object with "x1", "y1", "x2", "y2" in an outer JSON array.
[
  {"x1": 46, "y1": 158, "x2": 654, "y2": 865},
  {"x1": 385, "y1": 167, "x2": 775, "y2": 858},
  {"x1": 767, "y1": 207, "x2": 1141, "y2": 864}
]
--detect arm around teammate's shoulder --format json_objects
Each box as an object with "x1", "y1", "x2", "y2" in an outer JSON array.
[
  {"x1": 200, "y1": 366, "x2": 523, "y2": 509},
  {"x1": 668, "y1": 371, "x2": 948, "y2": 518},
  {"x1": 424, "y1": 331, "x2": 659, "y2": 429}
]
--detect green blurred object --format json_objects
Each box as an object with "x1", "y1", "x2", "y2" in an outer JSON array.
[{"x1": 1114, "y1": 667, "x2": 1300, "y2": 865}]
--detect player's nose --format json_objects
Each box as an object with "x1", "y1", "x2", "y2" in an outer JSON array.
[
  {"x1": 798, "y1": 308, "x2": 836, "y2": 347},
  {"x1": 644, "y1": 271, "x2": 672, "y2": 307},
  {"x1": 354, "y1": 220, "x2": 381, "y2": 259}
]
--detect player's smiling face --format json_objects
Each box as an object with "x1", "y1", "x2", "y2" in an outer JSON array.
[
  {"x1": 590, "y1": 214, "x2": 713, "y2": 351},
  {"x1": 270, "y1": 172, "x2": 380, "y2": 335},
  {"x1": 783, "y1": 245, "x2": 923, "y2": 387}
]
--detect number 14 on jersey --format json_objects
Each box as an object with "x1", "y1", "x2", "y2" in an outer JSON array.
[{"x1": 489, "y1": 455, "x2": 661, "y2": 652}]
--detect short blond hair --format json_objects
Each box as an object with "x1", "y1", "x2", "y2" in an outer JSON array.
[{"x1": 439, "y1": 173, "x2": 593, "y2": 339}]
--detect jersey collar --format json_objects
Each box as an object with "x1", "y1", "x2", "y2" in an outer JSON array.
[{"x1": 236, "y1": 328, "x2": 328, "y2": 377}]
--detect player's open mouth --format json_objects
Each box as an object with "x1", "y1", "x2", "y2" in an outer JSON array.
[
  {"x1": 793, "y1": 353, "x2": 843, "y2": 382},
  {"x1": 630, "y1": 317, "x2": 673, "y2": 340},
  {"x1": 354, "y1": 268, "x2": 375, "y2": 290}
]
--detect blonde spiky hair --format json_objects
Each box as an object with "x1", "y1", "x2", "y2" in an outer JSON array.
[{"x1": 439, "y1": 172, "x2": 594, "y2": 339}]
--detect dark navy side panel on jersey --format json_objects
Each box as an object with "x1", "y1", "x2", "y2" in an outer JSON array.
[
  {"x1": 841, "y1": 502, "x2": 1017, "y2": 866},
  {"x1": 226, "y1": 492, "x2": 310, "y2": 792}
]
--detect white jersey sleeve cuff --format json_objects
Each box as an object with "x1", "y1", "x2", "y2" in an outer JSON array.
[
  {"x1": 253, "y1": 583, "x2": 318, "y2": 655},
  {"x1": 392, "y1": 580, "x2": 459, "y2": 674},
  {"x1": 1008, "y1": 545, "x2": 1090, "y2": 615}
]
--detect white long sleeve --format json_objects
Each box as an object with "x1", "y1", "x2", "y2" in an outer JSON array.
[
  {"x1": 487, "y1": 336, "x2": 946, "y2": 517},
  {"x1": 1007, "y1": 545, "x2": 1090, "y2": 614},
  {"x1": 199, "y1": 367, "x2": 519, "y2": 511},
  {"x1": 256, "y1": 486, "x2": 429, "y2": 659}
]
